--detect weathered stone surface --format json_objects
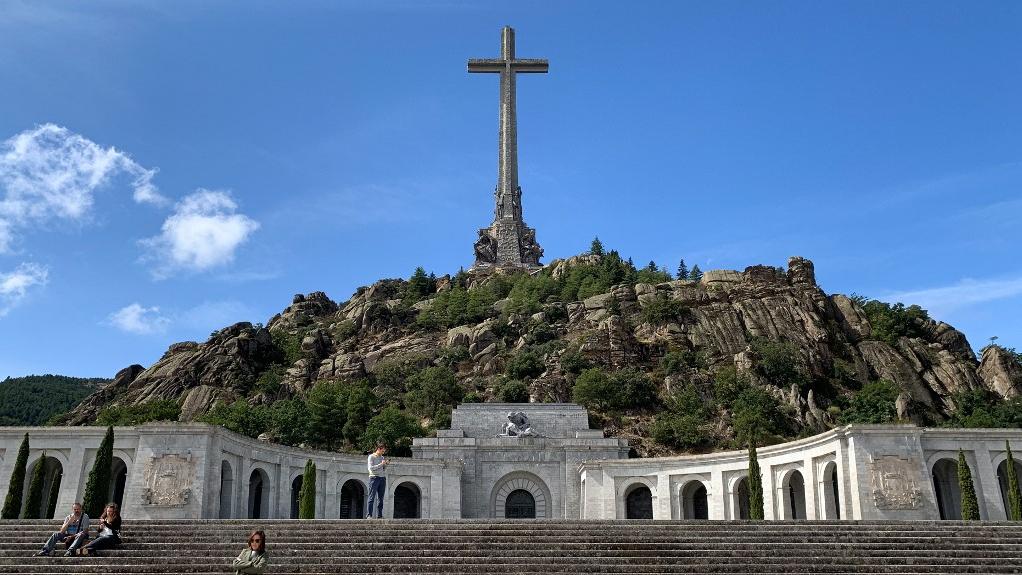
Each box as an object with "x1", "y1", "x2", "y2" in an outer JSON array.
[
  {"x1": 317, "y1": 352, "x2": 366, "y2": 381},
  {"x1": 583, "y1": 292, "x2": 615, "y2": 310},
  {"x1": 179, "y1": 385, "x2": 235, "y2": 421},
  {"x1": 700, "y1": 269, "x2": 742, "y2": 286},
  {"x1": 447, "y1": 325, "x2": 474, "y2": 348},
  {"x1": 978, "y1": 345, "x2": 1022, "y2": 398},
  {"x1": 267, "y1": 291, "x2": 338, "y2": 332},
  {"x1": 831, "y1": 294, "x2": 871, "y2": 341},
  {"x1": 787, "y1": 256, "x2": 816, "y2": 286}
]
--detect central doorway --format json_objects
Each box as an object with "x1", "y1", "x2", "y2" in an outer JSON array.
[{"x1": 505, "y1": 489, "x2": 536, "y2": 518}]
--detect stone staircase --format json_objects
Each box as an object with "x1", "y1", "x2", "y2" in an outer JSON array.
[{"x1": 1, "y1": 519, "x2": 1021, "y2": 574}]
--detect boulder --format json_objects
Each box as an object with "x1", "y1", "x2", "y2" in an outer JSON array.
[{"x1": 978, "y1": 346, "x2": 1022, "y2": 398}]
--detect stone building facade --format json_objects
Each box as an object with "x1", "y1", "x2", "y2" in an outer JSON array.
[{"x1": 1, "y1": 403, "x2": 1020, "y2": 521}]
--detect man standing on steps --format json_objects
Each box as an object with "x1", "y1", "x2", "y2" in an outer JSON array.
[{"x1": 366, "y1": 442, "x2": 388, "y2": 518}]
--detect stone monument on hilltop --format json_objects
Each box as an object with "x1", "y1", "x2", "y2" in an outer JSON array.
[{"x1": 469, "y1": 26, "x2": 546, "y2": 269}]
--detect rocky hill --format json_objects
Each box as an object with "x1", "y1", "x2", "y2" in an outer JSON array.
[{"x1": 56, "y1": 254, "x2": 1022, "y2": 455}]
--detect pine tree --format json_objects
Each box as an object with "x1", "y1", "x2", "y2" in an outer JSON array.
[
  {"x1": 748, "y1": 443, "x2": 765, "y2": 520},
  {"x1": 46, "y1": 468, "x2": 62, "y2": 519},
  {"x1": 645, "y1": 260, "x2": 658, "y2": 272},
  {"x1": 1, "y1": 433, "x2": 29, "y2": 519},
  {"x1": 82, "y1": 426, "x2": 114, "y2": 518},
  {"x1": 22, "y1": 453, "x2": 47, "y2": 519},
  {"x1": 407, "y1": 267, "x2": 434, "y2": 300},
  {"x1": 298, "y1": 459, "x2": 317, "y2": 519},
  {"x1": 1006, "y1": 441, "x2": 1021, "y2": 521},
  {"x1": 958, "y1": 449, "x2": 980, "y2": 520},
  {"x1": 677, "y1": 259, "x2": 688, "y2": 280},
  {"x1": 590, "y1": 237, "x2": 604, "y2": 257},
  {"x1": 689, "y1": 264, "x2": 702, "y2": 281}
]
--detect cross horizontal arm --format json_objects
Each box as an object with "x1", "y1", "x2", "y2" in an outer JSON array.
[{"x1": 467, "y1": 59, "x2": 549, "y2": 73}]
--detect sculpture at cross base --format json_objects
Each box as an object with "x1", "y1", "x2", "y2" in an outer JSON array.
[
  {"x1": 499, "y1": 411, "x2": 539, "y2": 438},
  {"x1": 468, "y1": 26, "x2": 546, "y2": 270}
]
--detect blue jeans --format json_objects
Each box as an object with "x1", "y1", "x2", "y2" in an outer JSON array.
[{"x1": 367, "y1": 476, "x2": 386, "y2": 518}]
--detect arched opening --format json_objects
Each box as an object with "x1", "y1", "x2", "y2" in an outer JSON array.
[
  {"x1": 734, "y1": 477, "x2": 750, "y2": 520},
  {"x1": 393, "y1": 482, "x2": 421, "y2": 519},
  {"x1": 109, "y1": 457, "x2": 128, "y2": 508},
  {"x1": 290, "y1": 475, "x2": 304, "y2": 519},
  {"x1": 821, "y1": 462, "x2": 840, "y2": 520},
  {"x1": 505, "y1": 489, "x2": 536, "y2": 519},
  {"x1": 625, "y1": 484, "x2": 653, "y2": 519},
  {"x1": 219, "y1": 461, "x2": 234, "y2": 519},
  {"x1": 248, "y1": 468, "x2": 270, "y2": 519},
  {"x1": 784, "y1": 470, "x2": 807, "y2": 520},
  {"x1": 339, "y1": 479, "x2": 365, "y2": 519},
  {"x1": 22, "y1": 456, "x2": 63, "y2": 519},
  {"x1": 932, "y1": 458, "x2": 962, "y2": 520},
  {"x1": 997, "y1": 458, "x2": 1022, "y2": 519},
  {"x1": 681, "y1": 481, "x2": 708, "y2": 520}
]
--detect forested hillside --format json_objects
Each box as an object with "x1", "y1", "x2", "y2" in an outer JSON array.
[{"x1": 0, "y1": 375, "x2": 108, "y2": 426}]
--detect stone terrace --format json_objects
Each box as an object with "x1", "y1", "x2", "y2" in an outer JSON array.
[{"x1": 2, "y1": 518, "x2": 1022, "y2": 574}]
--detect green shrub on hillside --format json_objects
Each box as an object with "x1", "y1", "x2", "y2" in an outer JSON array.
[
  {"x1": 96, "y1": 399, "x2": 181, "y2": 427},
  {"x1": 640, "y1": 293, "x2": 688, "y2": 326},
  {"x1": 497, "y1": 379, "x2": 530, "y2": 403},
  {"x1": 403, "y1": 366, "x2": 464, "y2": 424},
  {"x1": 505, "y1": 349, "x2": 545, "y2": 380},
  {"x1": 359, "y1": 406, "x2": 424, "y2": 457},
  {"x1": 839, "y1": 380, "x2": 900, "y2": 424},
  {"x1": 572, "y1": 367, "x2": 659, "y2": 412},
  {"x1": 749, "y1": 338, "x2": 810, "y2": 392},
  {"x1": 851, "y1": 296, "x2": 930, "y2": 346}
]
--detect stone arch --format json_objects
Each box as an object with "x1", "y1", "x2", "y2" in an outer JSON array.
[
  {"x1": 109, "y1": 457, "x2": 128, "y2": 508},
  {"x1": 219, "y1": 460, "x2": 234, "y2": 519},
  {"x1": 338, "y1": 478, "x2": 366, "y2": 519},
  {"x1": 680, "y1": 480, "x2": 709, "y2": 520},
  {"x1": 248, "y1": 467, "x2": 271, "y2": 519},
  {"x1": 820, "y1": 461, "x2": 840, "y2": 520},
  {"x1": 730, "y1": 475, "x2": 751, "y2": 520},
  {"x1": 997, "y1": 457, "x2": 1022, "y2": 519},
  {"x1": 289, "y1": 475, "x2": 304, "y2": 519},
  {"x1": 624, "y1": 483, "x2": 654, "y2": 519},
  {"x1": 492, "y1": 472, "x2": 551, "y2": 519},
  {"x1": 931, "y1": 457, "x2": 962, "y2": 520},
  {"x1": 23, "y1": 454, "x2": 63, "y2": 519},
  {"x1": 780, "y1": 469, "x2": 807, "y2": 520},
  {"x1": 393, "y1": 481, "x2": 421, "y2": 519}
]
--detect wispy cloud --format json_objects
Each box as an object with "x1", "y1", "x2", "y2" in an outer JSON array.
[
  {"x1": 0, "y1": 124, "x2": 165, "y2": 252},
  {"x1": 140, "y1": 189, "x2": 260, "y2": 279},
  {"x1": 0, "y1": 262, "x2": 48, "y2": 317},
  {"x1": 881, "y1": 275, "x2": 1022, "y2": 317},
  {"x1": 179, "y1": 300, "x2": 257, "y2": 333},
  {"x1": 105, "y1": 303, "x2": 171, "y2": 335}
]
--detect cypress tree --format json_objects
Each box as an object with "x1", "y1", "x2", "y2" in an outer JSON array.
[
  {"x1": 82, "y1": 426, "x2": 114, "y2": 518},
  {"x1": 298, "y1": 459, "x2": 317, "y2": 519},
  {"x1": 748, "y1": 443, "x2": 765, "y2": 520},
  {"x1": 22, "y1": 453, "x2": 47, "y2": 519},
  {"x1": 958, "y1": 449, "x2": 980, "y2": 520},
  {"x1": 689, "y1": 265, "x2": 703, "y2": 282},
  {"x1": 1006, "y1": 441, "x2": 1021, "y2": 521},
  {"x1": 1, "y1": 433, "x2": 29, "y2": 519},
  {"x1": 677, "y1": 259, "x2": 688, "y2": 281},
  {"x1": 46, "y1": 468, "x2": 62, "y2": 519}
]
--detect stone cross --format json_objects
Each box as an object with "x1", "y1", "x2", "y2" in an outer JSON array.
[{"x1": 469, "y1": 26, "x2": 545, "y2": 269}]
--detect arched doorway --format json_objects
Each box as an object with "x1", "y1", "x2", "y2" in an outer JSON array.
[
  {"x1": 339, "y1": 479, "x2": 365, "y2": 519},
  {"x1": 932, "y1": 458, "x2": 962, "y2": 520},
  {"x1": 681, "y1": 481, "x2": 708, "y2": 520},
  {"x1": 290, "y1": 475, "x2": 304, "y2": 519},
  {"x1": 22, "y1": 456, "x2": 63, "y2": 519},
  {"x1": 734, "y1": 477, "x2": 750, "y2": 520},
  {"x1": 625, "y1": 484, "x2": 653, "y2": 519},
  {"x1": 394, "y1": 482, "x2": 421, "y2": 519},
  {"x1": 219, "y1": 461, "x2": 234, "y2": 519},
  {"x1": 821, "y1": 462, "x2": 840, "y2": 519},
  {"x1": 784, "y1": 470, "x2": 807, "y2": 519},
  {"x1": 997, "y1": 458, "x2": 1022, "y2": 519},
  {"x1": 109, "y1": 457, "x2": 128, "y2": 508},
  {"x1": 248, "y1": 468, "x2": 270, "y2": 519},
  {"x1": 505, "y1": 489, "x2": 536, "y2": 519},
  {"x1": 492, "y1": 473, "x2": 550, "y2": 519}
]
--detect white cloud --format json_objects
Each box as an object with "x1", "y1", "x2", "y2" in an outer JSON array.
[
  {"x1": 0, "y1": 123, "x2": 166, "y2": 252},
  {"x1": 106, "y1": 303, "x2": 171, "y2": 335},
  {"x1": 881, "y1": 276, "x2": 1022, "y2": 317},
  {"x1": 141, "y1": 189, "x2": 260, "y2": 278},
  {"x1": 0, "y1": 262, "x2": 48, "y2": 317}
]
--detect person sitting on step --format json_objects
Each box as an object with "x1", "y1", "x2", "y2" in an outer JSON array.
[
  {"x1": 67, "y1": 502, "x2": 121, "y2": 556},
  {"x1": 36, "y1": 501, "x2": 89, "y2": 556},
  {"x1": 233, "y1": 529, "x2": 269, "y2": 574}
]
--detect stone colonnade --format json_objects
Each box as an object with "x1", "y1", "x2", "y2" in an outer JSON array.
[{"x1": 579, "y1": 426, "x2": 1022, "y2": 521}]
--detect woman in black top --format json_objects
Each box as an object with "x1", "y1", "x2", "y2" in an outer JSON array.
[{"x1": 77, "y1": 503, "x2": 122, "y2": 556}]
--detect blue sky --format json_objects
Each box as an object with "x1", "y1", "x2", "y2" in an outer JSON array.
[{"x1": 1, "y1": 0, "x2": 1020, "y2": 379}]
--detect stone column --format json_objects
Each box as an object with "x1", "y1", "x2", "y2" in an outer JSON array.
[
  {"x1": 709, "y1": 469, "x2": 725, "y2": 520},
  {"x1": 972, "y1": 446, "x2": 1004, "y2": 520},
  {"x1": 804, "y1": 457, "x2": 819, "y2": 520}
]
